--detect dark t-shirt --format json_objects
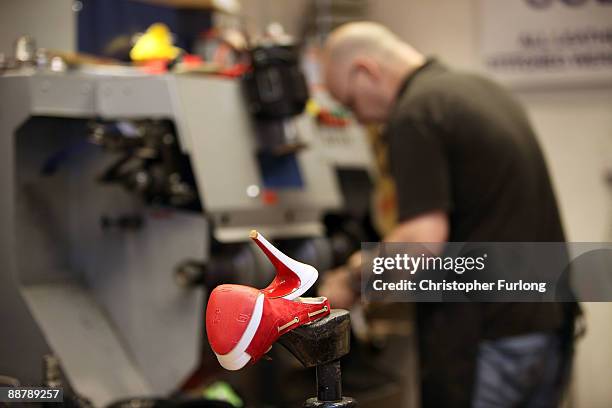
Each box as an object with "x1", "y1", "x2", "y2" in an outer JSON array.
[{"x1": 385, "y1": 59, "x2": 569, "y2": 406}]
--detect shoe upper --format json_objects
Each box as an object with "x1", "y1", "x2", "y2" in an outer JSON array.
[{"x1": 206, "y1": 284, "x2": 330, "y2": 370}]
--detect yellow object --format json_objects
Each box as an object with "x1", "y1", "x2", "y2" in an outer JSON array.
[
  {"x1": 130, "y1": 23, "x2": 181, "y2": 62},
  {"x1": 368, "y1": 126, "x2": 399, "y2": 236},
  {"x1": 305, "y1": 99, "x2": 321, "y2": 116}
]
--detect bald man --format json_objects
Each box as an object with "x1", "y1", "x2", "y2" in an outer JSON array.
[{"x1": 319, "y1": 22, "x2": 578, "y2": 408}]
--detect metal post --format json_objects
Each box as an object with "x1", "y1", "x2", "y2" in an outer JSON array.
[{"x1": 316, "y1": 360, "x2": 342, "y2": 402}]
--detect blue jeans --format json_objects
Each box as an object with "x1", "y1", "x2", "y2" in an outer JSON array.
[{"x1": 472, "y1": 332, "x2": 572, "y2": 408}]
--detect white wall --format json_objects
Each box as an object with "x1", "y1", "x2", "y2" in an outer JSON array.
[
  {"x1": 0, "y1": 0, "x2": 75, "y2": 57},
  {"x1": 525, "y1": 87, "x2": 612, "y2": 408},
  {"x1": 240, "y1": 0, "x2": 309, "y2": 38},
  {"x1": 369, "y1": 1, "x2": 612, "y2": 407}
]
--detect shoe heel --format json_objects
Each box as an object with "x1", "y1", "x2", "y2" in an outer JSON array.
[{"x1": 250, "y1": 230, "x2": 319, "y2": 299}]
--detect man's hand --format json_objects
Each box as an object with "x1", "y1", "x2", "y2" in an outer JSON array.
[
  {"x1": 318, "y1": 266, "x2": 357, "y2": 310},
  {"x1": 319, "y1": 210, "x2": 447, "y2": 309}
]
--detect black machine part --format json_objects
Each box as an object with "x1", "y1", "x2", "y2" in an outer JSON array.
[
  {"x1": 93, "y1": 120, "x2": 200, "y2": 210},
  {"x1": 242, "y1": 44, "x2": 309, "y2": 120}
]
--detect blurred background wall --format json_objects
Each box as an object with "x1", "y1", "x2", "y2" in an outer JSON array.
[{"x1": 1, "y1": 0, "x2": 610, "y2": 406}]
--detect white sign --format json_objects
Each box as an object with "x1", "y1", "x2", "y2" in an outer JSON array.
[{"x1": 480, "y1": 0, "x2": 612, "y2": 88}]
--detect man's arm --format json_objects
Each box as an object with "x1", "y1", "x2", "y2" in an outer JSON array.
[
  {"x1": 318, "y1": 210, "x2": 449, "y2": 309},
  {"x1": 385, "y1": 209, "x2": 449, "y2": 244},
  {"x1": 350, "y1": 209, "x2": 449, "y2": 270}
]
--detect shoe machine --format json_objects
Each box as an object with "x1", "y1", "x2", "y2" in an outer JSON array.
[{"x1": 0, "y1": 41, "x2": 378, "y2": 407}]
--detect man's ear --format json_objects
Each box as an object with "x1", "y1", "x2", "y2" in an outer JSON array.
[{"x1": 353, "y1": 56, "x2": 381, "y2": 81}]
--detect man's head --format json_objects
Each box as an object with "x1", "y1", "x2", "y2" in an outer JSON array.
[{"x1": 323, "y1": 22, "x2": 425, "y2": 124}]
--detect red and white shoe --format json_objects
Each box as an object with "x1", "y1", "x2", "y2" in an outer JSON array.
[
  {"x1": 250, "y1": 230, "x2": 319, "y2": 299},
  {"x1": 206, "y1": 284, "x2": 330, "y2": 370}
]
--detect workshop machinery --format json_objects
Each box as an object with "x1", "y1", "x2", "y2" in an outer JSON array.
[{"x1": 0, "y1": 51, "x2": 376, "y2": 406}]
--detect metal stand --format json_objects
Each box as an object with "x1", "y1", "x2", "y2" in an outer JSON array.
[{"x1": 279, "y1": 309, "x2": 357, "y2": 407}]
